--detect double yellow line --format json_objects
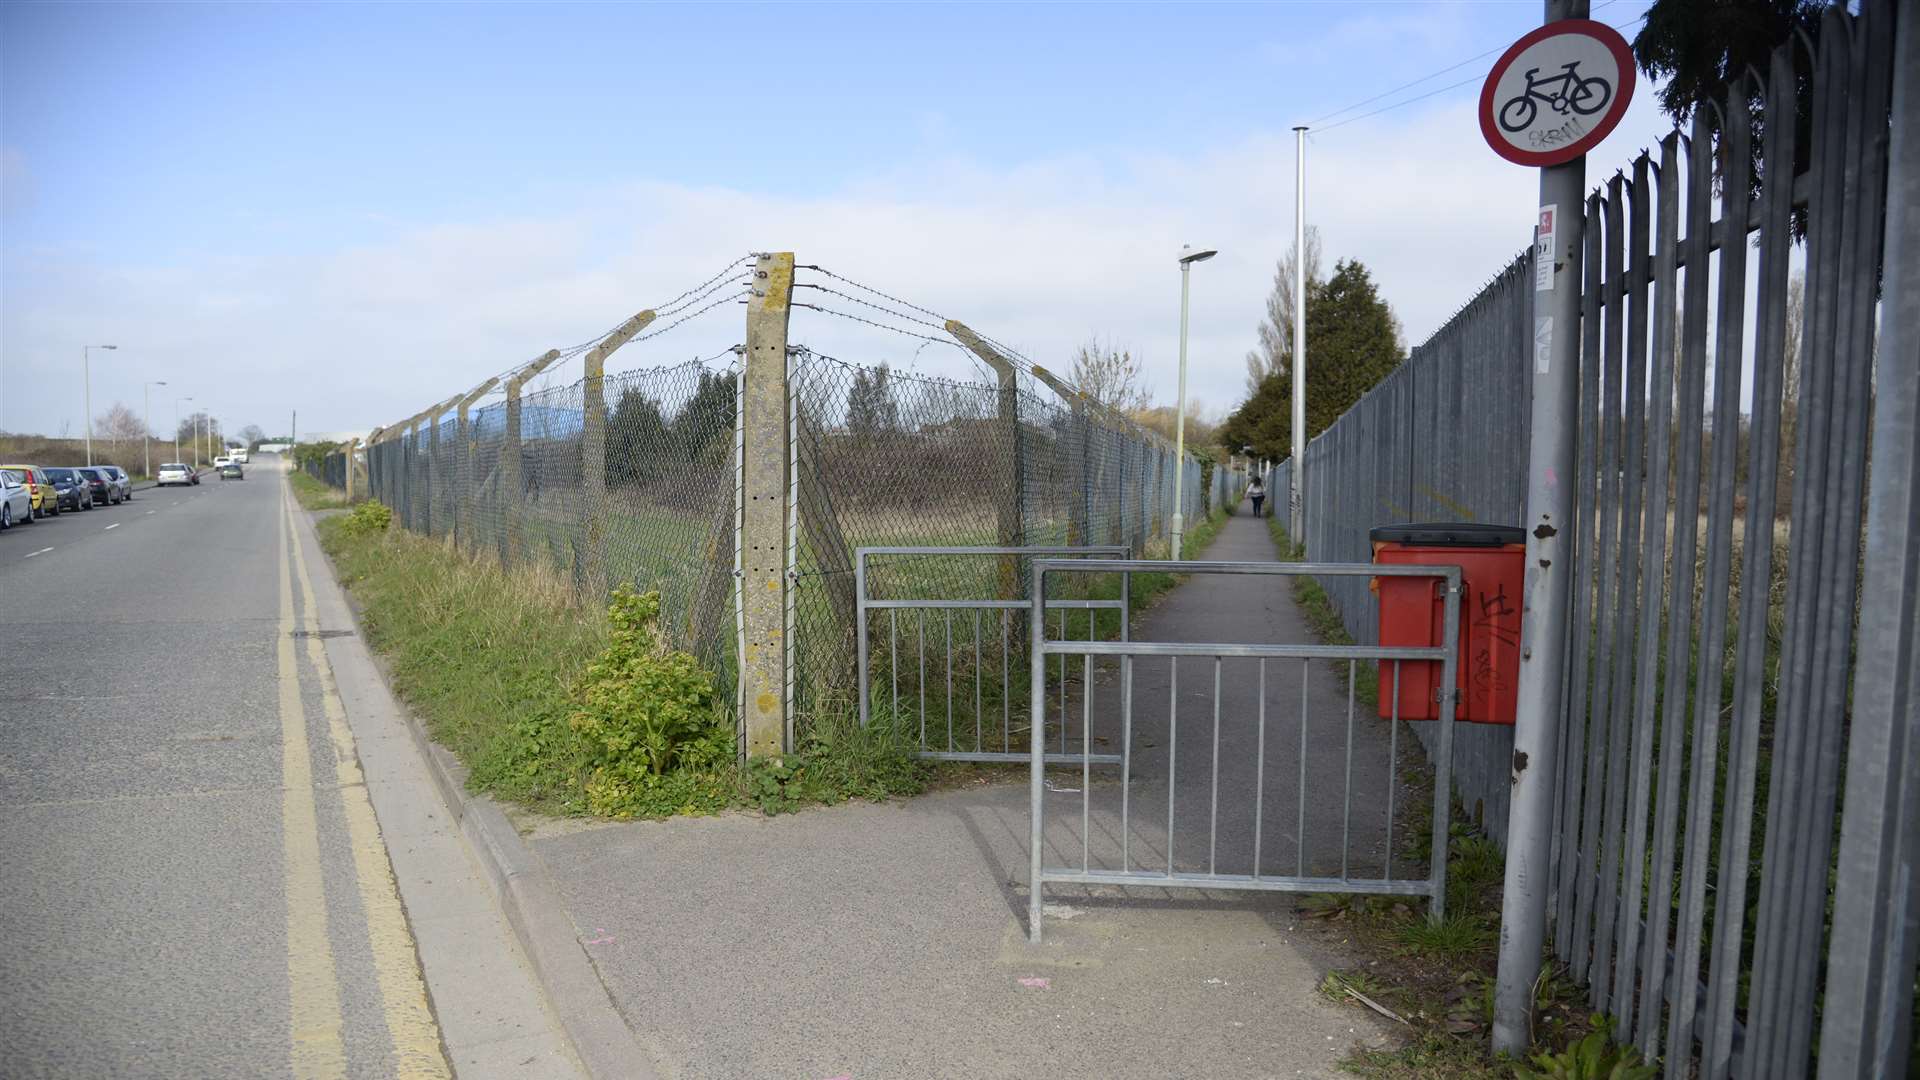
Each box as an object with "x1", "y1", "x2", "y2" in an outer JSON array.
[{"x1": 277, "y1": 480, "x2": 449, "y2": 1078}]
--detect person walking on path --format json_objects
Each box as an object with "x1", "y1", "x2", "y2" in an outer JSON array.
[{"x1": 1247, "y1": 473, "x2": 1265, "y2": 517}]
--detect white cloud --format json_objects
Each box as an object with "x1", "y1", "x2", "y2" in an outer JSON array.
[{"x1": 0, "y1": 84, "x2": 1675, "y2": 437}]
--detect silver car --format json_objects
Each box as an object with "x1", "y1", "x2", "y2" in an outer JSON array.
[
  {"x1": 97, "y1": 465, "x2": 134, "y2": 502},
  {"x1": 0, "y1": 470, "x2": 35, "y2": 529},
  {"x1": 155, "y1": 463, "x2": 193, "y2": 487}
]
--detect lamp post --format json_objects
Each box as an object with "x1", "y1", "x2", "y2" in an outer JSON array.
[
  {"x1": 83, "y1": 345, "x2": 117, "y2": 465},
  {"x1": 143, "y1": 381, "x2": 167, "y2": 480},
  {"x1": 1170, "y1": 244, "x2": 1217, "y2": 560}
]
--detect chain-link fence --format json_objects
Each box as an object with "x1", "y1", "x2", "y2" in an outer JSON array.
[
  {"x1": 785, "y1": 346, "x2": 1216, "y2": 724},
  {"x1": 315, "y1": 255, "x2": 1214, "y2": 755}
]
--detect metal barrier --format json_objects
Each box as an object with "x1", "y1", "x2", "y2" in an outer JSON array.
[
  {"x1": 1025, "y1": 558, "x2": 1461, "y2": 943},
  {"x1": 856, "y1": 546, "x2": 1129, "y2": 763}
]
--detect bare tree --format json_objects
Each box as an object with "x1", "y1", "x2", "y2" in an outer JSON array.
[
  {"x1": 1070, "y1": 338, "x2": 1153, "y2": 414},
  {"x1": 1245, "y1": 225, "x2": 1324, "y2": 394},
  {"x1": 95, "y1": 402, "x2": 147, "y2": 465}
]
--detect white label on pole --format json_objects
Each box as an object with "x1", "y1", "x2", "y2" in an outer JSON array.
[
  {"x1": 1535, "y1": 205, "x2": 1557, "y2": 291},
  {"x1": 1534, "y1": 316, "x2": 1554, "y2": 373}
]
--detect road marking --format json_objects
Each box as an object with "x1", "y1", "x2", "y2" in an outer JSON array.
[
  {"x1": 23, "y1": 547, "x2": 53, "y2": 558},
  {"x1": 146, "y1": 510, "x2": 155, "y2": 515},
  {"x1": 277, "y1": 485, "x2": 348, "y2": 1077},
  {"x1": 284, "y1": 482, "x2": 450, "y2": 1077},
  {"x1": 104, "y1": 523, "x2": 120, "y2": 531}
]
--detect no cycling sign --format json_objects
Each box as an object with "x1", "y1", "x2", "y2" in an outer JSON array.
[{"x1": 1479, "y1": 19, "x2": 1635, "y2": 167}]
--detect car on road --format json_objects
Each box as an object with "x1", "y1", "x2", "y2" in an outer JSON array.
[
  {"x1": 213, "y1": 455, "x2": 233, "y2": 469},
  {"x1": 97, "y1": 466, "x2": 133, "y2": 502},
  {"x1": 76, "y1": 467, "x2": 121, "y2": 506},
  {"x1": 155, "y1": 463, "x2": 193, "y2": 487},
  {"x1": 218, "y1": 462, "x2": 244, "y2": 480},
  {"x1": 38, "y1": 467, "x2": 93, "y2": 511},
  {"x1": 0, "y1": 470, "x2": 35, "y2": 529},
  {"x1": 0, "y1": 464, "x2": 59, "y2": 518}
]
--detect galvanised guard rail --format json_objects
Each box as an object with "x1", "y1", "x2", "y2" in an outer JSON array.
[
  {"x1": 1025, "y1": 559, "x2": 1461, "y2": 943},
  {"x1": 856, "y1": 546, "x2": 1130, "y2": 763}
]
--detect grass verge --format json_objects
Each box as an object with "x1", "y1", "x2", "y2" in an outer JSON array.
[
  {"x1": 315, "y1": 506, "x2": 928, "y2": 819},
  {"x1": 289, "y1": 469, "x2": 352, "y2": 510}
]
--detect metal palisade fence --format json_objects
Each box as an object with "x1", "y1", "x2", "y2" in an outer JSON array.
[
  {"x1": 323, "y1": 255, "x2": 1223, "y2": 761},
  {"x1": 1275, "y1": 4, "x2": 1916, "y2": 1076}
]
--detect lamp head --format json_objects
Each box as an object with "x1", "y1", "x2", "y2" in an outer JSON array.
[{"x1": 1178, "y1": 245, "x2": 1218, "y2": 266}]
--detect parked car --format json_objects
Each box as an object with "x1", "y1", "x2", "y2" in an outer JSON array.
[
  {"x1": 0, "y1": 464, "x2": 58, "y2": 518},
  {"x1": 96, "y1": 465, "x2": 133, "y2": 502},
  {"x1": 219, "y1": 462, "x2": 244, "y2": 480},
  {"x1": 76, "y1": 467, "x2": 120, "y2": 506},
  {"x1": 38, "y1": 467, "x2": 92, "y2": 511},
  {"x1": 155, "y1": 463, "x2": 193, "y2": 487},
  {"x1": 0, "y1": 470, "x2": 34, "y2": 529}
]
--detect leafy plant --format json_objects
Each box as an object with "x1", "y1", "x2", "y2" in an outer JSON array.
[
  {"x1": 570, "y1": 588, "x2": 734, "y2": 816},
  {"x1": 1511, "y1": 1022, "x2": 1656, "y2": 1080},
  {"x1": 336, "y1": 499, "x2": 392, "y2": 537}
]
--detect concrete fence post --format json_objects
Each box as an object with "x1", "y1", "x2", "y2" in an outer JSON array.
[
  {"x1": 344, "y1": 438, "x2": 359, "y2": 501},
  {"x1": 501, "y1": 349, "x2": 562, "y2": 569},
  {"x1": 945, "y1": 320, "x2": 1025, "y2": 597},
  {"x1": 742, "y1": 252, "x2": 796, "y2": 758},
  {"x1": 580, "y1": 309, "x2": 658, "y2": 603}
]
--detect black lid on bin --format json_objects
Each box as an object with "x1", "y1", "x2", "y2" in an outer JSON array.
[{"x1": 1368, "y1": 522, "x2": 1526, "y2": 547}]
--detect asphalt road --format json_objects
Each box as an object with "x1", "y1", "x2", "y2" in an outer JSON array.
[{"x1": 0, "y1": 461, "x2": 576, "y2": 1078}]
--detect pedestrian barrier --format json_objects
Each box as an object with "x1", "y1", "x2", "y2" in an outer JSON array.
[
  {"x1": 855, "y1": 545, "x2": 1130, "y2": 763},
  {"x1": 1025, "y1": 558, "x2": 1460, "y2": 943}
]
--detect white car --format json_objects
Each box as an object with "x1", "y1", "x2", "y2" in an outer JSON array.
[
  {"x1": 0, "y1": 470, "x2": 33, "y2": 529},
  {"x1": 155, "y1": 463, "x2": 194, "y2": 487},
  {"x1": 213, "y1": 456, "x2": 233, "y2": 469}
]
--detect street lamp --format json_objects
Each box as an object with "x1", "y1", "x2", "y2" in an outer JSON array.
[
  {"x1": 1170, "y1": 244, "x2": 1217, "y2": 560},
  {"x1": 143, "y1": 381, "x2": 167, "y2": 480},
  {"x1": 82, "y1": 345, "x2": 117, "y2": 465}
]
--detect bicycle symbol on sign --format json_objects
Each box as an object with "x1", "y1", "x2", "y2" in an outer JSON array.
[{"x1": 1498, "y1": 61, "x2": 1612, "y2": 133}]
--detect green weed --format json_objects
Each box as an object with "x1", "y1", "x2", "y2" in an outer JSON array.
[{"x1": 289, "y1": 469, "x2": 350, "y2": 510}]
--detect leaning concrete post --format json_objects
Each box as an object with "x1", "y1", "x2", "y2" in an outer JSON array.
[
  {"x1": 580, "y1": 309, "x2": 659, "y2": 602},
  {"x1": 945, "y1": 320, "x2": 1024, "y2": 597},
  {"x1": 742, "y1": 252, "x2": 796, "y2": 758},
  {"x1": 502, "y1": 349, "x2": 562, "y2": 568}
]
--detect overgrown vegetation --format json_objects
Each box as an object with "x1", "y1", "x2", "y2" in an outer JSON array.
[
  {"x1": 288, "y1": 469, "x2": 351, "y2": 510},
  {"x1": 315, "y1": 511, "x2": 928, "y2": 819}
]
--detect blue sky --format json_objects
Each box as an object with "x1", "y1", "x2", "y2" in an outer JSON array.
[{"x1": 2, "y1": 1, "x2": 1667, "y2": 439}]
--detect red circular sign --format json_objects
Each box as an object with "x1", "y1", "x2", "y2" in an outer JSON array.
[{"x1": 1479, "y1": 19, "x2": 1636, "y2": 167}]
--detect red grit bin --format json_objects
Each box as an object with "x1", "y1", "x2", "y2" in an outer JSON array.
[{"x1": 1370, "y1": 523, "x2": 1526, "y2": 725}]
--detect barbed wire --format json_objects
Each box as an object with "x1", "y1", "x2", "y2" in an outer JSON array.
[
  {"x1": 633, "y1": 290, "x2": 751, "y2": 344},
  {"x1": 795, "y1": 264, "x2": 956, "y2": 327},
  {"x1": 793, "y1": 282, "x2": 954, "y2": 336}
]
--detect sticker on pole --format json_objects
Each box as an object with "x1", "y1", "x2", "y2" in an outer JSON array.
[{"x1": 1479, "y1": 19, "x2": 1635, "y2": 167}]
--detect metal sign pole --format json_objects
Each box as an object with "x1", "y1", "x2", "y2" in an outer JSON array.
[
  {"x1": 1493, "y1": 0, "x2": 1588, "y2": 1054},
  {"x1": 1290, "y1": 125, "x2": 1308, "y2": 545}
]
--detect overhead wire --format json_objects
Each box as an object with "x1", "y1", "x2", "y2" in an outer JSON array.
[{"x1": 1309, "y1": 5, "x2": 1645, "y2": 136}]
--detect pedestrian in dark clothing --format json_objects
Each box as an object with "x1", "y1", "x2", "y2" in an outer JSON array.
[{"x1": 1248, "y1": 475, "x2": 1265, "y2": 517}]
